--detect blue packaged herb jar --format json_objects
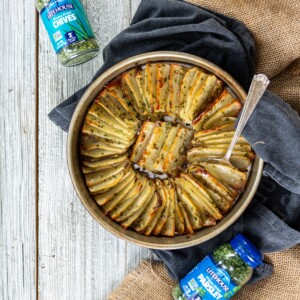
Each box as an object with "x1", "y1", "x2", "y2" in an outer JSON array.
[
  {"x1": 36, "y1": 0, "x2": 99, "y2": 66},
  {"x1": 172, "y1": 234, "x2": 263, "y2": 300}
]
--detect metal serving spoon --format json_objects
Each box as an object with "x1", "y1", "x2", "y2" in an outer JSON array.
[{"x1": 207, "y1": 74, "x2": 270, "y2": 167}]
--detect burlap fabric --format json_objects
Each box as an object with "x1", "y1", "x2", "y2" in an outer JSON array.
[
  {"x1": 187, "y1": 0, "x2": 300, "y2": 112},
  {"x1": 109, "y1": 1, "x2": 300, "y2": 299},
  {"x1": 109, "y1": 246, "x2": 300, "y2": 300}
]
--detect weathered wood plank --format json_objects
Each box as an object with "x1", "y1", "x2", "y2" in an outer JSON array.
[
  {"x1": 38, "y1": 0, "x2": 150, "y2": 299},
  {"x1": 131, "y1": 0, "x2": 142, "y2": 16},
  {"x1": 0, "y1": 1, "x2": 37, "y2": 299}
]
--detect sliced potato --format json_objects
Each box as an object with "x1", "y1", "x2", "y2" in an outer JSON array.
[
  {"x1": 100, "y1": 90, "x2": 139, "y2": 128},
  {"x1": 136, "y1": 69, "x2": 151, "y2": 115},
  {"x1": 88, "y1": 167, "x2": 126, "y2": 194},
  {"x1": 176, "y1": 176, "x2": 213, "y2": 225},
  {"x1": 164, "y1": 125, "x2": 193, "y2": 173},
  {"x1": 81, "y1": 154, "x2": 128, "y2": 169},
  {"x1": 146, "y1": 63, "x2": 159, "y2": 113},
  {"x1": 181, "y1": 190, "x2": 216, "y2": 227},
  {"x1": 94, "y1": 168, "x2": 134, "y2": 206},
  {"x1": 179, "y1": 67, "x2": 201, "y2": 104},
  {"x1": 138, "y1": 122, "x2": 172, "y2": 172},
  {"x1": 96, "y1": 95, "x2": 135, "y2": 129},
  {"x1": 101, "y1": 171, "x2": 137, "y2": 214},
  {"x1": 152, "y1": 180, "x2": 170, "y2": 235},
  {"x1": 195, "y1": 122, "x2": 235, "y2": 138},
  {"x1": 193, "y1": 89, "x2": 236, "y2": 131},
  {"x1": 177, "y1": 174, "x2": 223, "y2": 220},
  {"x1": 105, "y1": 92, "x2": 139, "y2": 125},
  {"x1": 80, "y1": 133, "x2": 126, "y2": 152},
  {"x1": 160, "y1": 179, "x2": 176, "y2": 237},
  {"x1": 81, "y1": 123, "x2": 132, "y2": 149},
  {"x1": 194, "y1": 130, "x2": 236, "y2": 141},
  {"x1": 187, "y1": 147, "x2": 252, "y2": 160},
  {"x1": 221, "y1": 182, "x2": 239, "y2": 199},
  {"x1": 109, "y1": 175, "x2": 146, "y2": 219},
  {"x1": 184, "y1": 71, "x2": 209, "y2": 119},
  {"x1": 132, "y1": 193, "x2": 161, "y2": 233},
  {"x1": 146, "y1": 63, "x2": 157, "y2": 113},
  {"x1": 85, "y1": 114, "x2": 134, "y2": 141},
  {"x1": 120, "y1": 187, "x2": 155, "y2": 229},
  {"x1": 79, "y1": 143, "x2": 127, "y2": 158},
  {"x1": 174, "y1": 193, "x2": 185, "y2": 234},
  {"x1": 189, "y1": 166, "x2": 233, "y2": 201},
  {"x1": 155, "y1": 187, "x2": 172, "y2": 236},
  {"x1": 85, "y1": 161, "x2": 129, "y2": 187},
  {"x1": 167, "y1": 64, "x2": 187, "y2": 117},
  {"x1": 199, "y1": 162, "x2": 247, "y2": 191},
  {"x1": 191, "y1": 163, "x2": 239, "y2": 198},
  {"x1": 115, "y1": 180, "x2": 155, "y2": 222},
  {"x1": 179, "y1": 68, "x2": 204, "y2": 122},
  {"x1": 80, "y1": 148, "x2": 123, "y2": 159},
  {"x1": 175, "y1": 184, "x2": 203, "y2": 230},
  {"x1": 199, "y1": 209, "x2": 216, "y2": 227},
  {"x1": 229, "y1": 156, "x2": 253, "y2": 170},
  {"x1": 198, "y1": 136, "x2": 249, "y2": 146},
  {"x1": 121, "y1": 68, "x2": 146, "y2": 116},
  {"x1": 208, "y1": 144, "x2": 252, "y2": 152},
  {"x1": 153, "y1": 126, "x2": 179, "y2": 173},
  {"x1": 209, "y1": 79, "x2": 224, "y2": 103},
  {"x1": 188, "y1": 166, "x2": 234, "y2": 213},
  {"x1": 130, "y1": 121, "x2": 156, "y2": 163},
  {"x1": 214, "y1": 117, "x2": 237, "y2": 128},
  {"x1": 205, "y1": 188, "x2": 232, "y2": 215},
  {"x1": 202, "y1": 100, "x2": 242, "y2": 130},
  {"x1": 144, "y1": 180, "x2": 167, "y2": 236},
  {"x1": 86, "y1": 112, "x2": 136, "y2": 139},
  {"x1": 156, "y1": 63, "x2": 171, "y2": 114},
  {"x1": 178, "y1": 202, "x2": 194, "y2": 235},
  {"x1": 89, "y1": 101, "x2": 128, "y2": 132},
  {"x1": 106, "y1": 81, "x2": 138, "y2": 118},
  {"x1": 81, "y1": 165, "x2": 106, "y2": 174},
  {"x1": 191, "y1": 140, "x2": 251, "y2": 152},
  {"x1": 188, "y1": 75, "x2": 219, "y2": 121},
  {"x1": 190, "y1": 77, "x2": 224, "y2": 118},
  {"x1": 187, "y1": 147, "x2": 254, "y2": 169}
]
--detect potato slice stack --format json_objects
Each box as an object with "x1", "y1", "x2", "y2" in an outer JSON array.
[
  {"x1": 130, "y1": 121, "x2": 193, "y2": 174},
  {"x1": 80, "y1": 81, "x2": 140, "y2": 159},
  {"x1": 190, "y1": 89, "x2": 254, "y2": 170},
  {"x1": 79, "y1": 63, "x2": 255, "y2": 237},
  {"x1": 121, "y1": 63, "x2": 224, "y2": 121}
]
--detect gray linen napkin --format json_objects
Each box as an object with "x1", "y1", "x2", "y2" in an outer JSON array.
[{"x1": 48, "y1": 0, "x2": 300, "y2": 284}]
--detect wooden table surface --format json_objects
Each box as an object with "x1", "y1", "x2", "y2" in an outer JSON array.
[{"x1": 0, "y1": 1, "x2": 154, "y2": 299}]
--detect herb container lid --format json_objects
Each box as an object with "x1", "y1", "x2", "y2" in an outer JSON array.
[
  {"x1": 36, "y1": 0, "x2": 99, "y2": 67},
  {"x1": 230, "y1": 233, "x2": 263, "y2": 268}
]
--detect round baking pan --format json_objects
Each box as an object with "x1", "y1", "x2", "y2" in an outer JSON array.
[{"x1": 67, "y1": 51, "x2": 263, "y2": 250}]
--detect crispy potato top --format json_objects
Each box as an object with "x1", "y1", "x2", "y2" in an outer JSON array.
[{"x1": 79, "y1": 63, "x2": 254, "y2": 237}]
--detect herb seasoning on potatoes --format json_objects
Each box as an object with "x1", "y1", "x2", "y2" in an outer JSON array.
[{"x1": 79, "y1": 63, "x2": 255, "y2": 237}]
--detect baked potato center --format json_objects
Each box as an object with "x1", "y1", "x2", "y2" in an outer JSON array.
[{"x1": 129, "y1": 120, "x2": 194, "y2": 176}]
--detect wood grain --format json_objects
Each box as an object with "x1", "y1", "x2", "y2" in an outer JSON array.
[
  {"x1": 37, "y1": 1, "x2": 150, "y2": 299},
  {"x1": 0, "y1": 1, "x2": 37, "y2": 299}
]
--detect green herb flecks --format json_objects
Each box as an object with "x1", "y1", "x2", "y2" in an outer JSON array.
[
  {"x1": 172, "y1": 284, "x2": 187, "y2": 300},
  {"x1": 212, "y1": 243, "x2": 253, "y2": 286}
]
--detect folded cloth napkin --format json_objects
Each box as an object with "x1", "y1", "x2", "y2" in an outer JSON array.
[{"x1": 48, "y1": 0, "x2": 300, "y2": 285}]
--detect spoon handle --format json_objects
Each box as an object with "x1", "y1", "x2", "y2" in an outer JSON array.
[{"x1": 224, "y1": 74, "x2": 270, "y2": 161}]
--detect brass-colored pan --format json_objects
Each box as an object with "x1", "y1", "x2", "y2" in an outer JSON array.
[{"x1": 67, "y1": 51, "x2": 263, "y2": 250}]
